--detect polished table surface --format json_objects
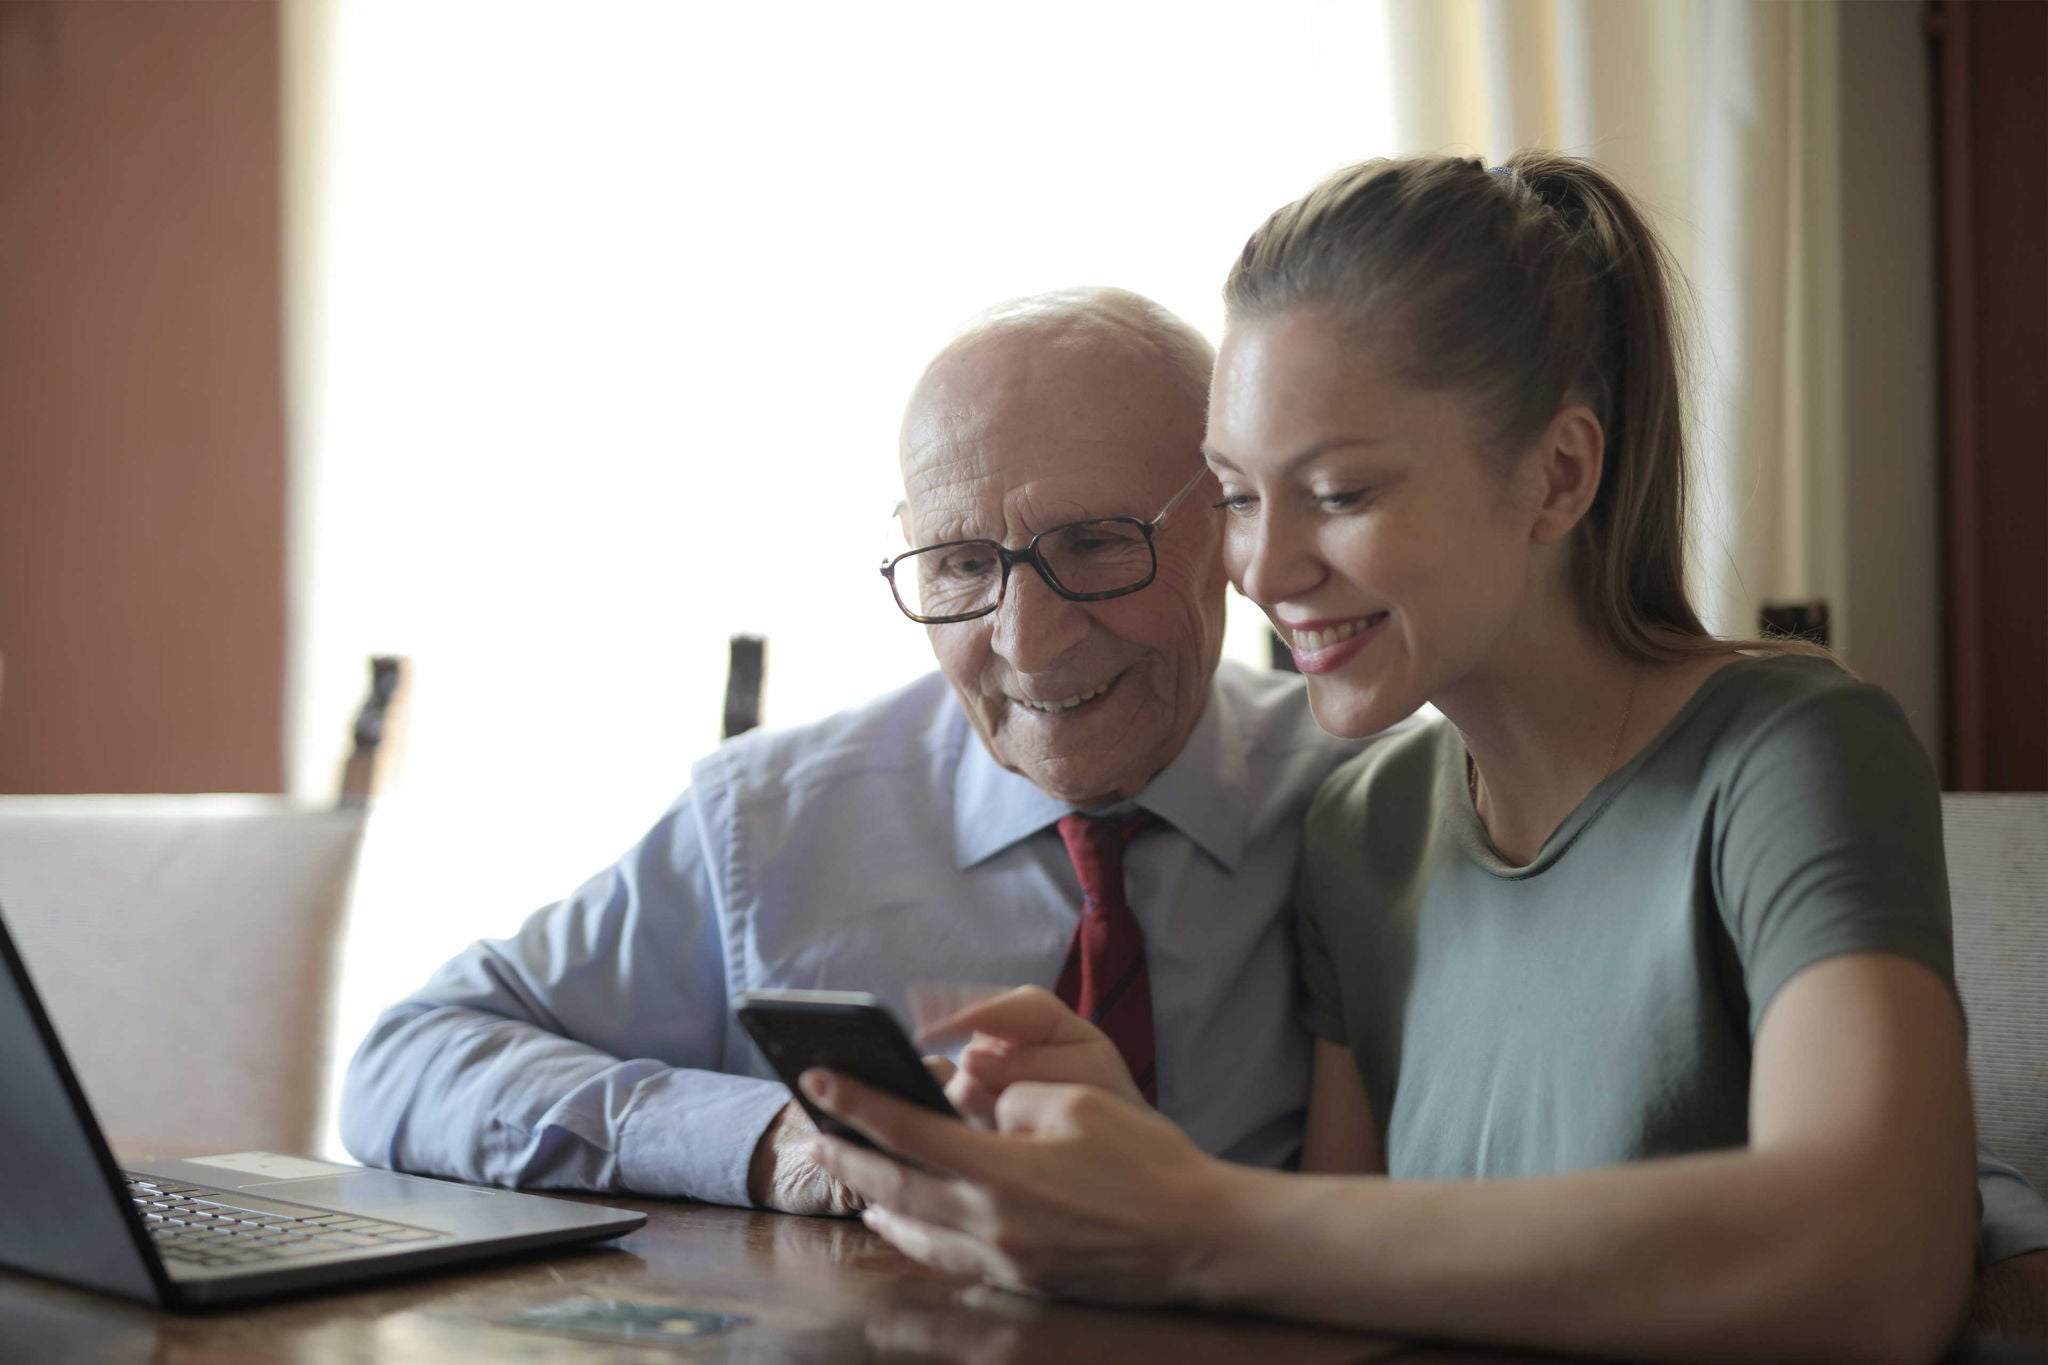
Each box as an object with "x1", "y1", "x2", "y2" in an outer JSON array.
[
  {"x1": 0, "y1": 1161, "x2": 1401, "y2": 1365},
  {"x1": 2, "y1": 1153, "x2": 2044, "y2": 1365}
]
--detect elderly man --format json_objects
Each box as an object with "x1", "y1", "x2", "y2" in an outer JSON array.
[{"x1": 339, "y1": 288, "x2": 1362, "y2": 1211}]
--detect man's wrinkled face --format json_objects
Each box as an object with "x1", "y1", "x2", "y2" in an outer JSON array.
[{"x1": 900, "y1": 335, "x2": 1226, "y2": 808}]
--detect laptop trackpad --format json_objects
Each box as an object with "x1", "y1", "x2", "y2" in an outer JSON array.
[{"x1": 243, "y1": 1170, "x2": 495, "y2": 1215}]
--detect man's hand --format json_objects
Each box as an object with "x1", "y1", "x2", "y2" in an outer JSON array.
[
  {"x1": 749, "y1": 1054, "x2": 961, "y2": 1214},
  {"x1": 746, "y1": 1100, "x2": 866, "y2": 1216},
  {"x1": 928, "y1": 985, "x2": 1144, "y2": 1127}
]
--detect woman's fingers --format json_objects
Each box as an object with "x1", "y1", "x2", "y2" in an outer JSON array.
[
  {"x1": 918, "y1": 984, "x2": 1099, "y2": 1049},
  {"x1": 960, "y1": 1032, "x2": 1143, "y2": 1106},
  {"x1": 928, "y1": 1052, "x2": 1009, "y2": 1129},
  {"x1": 861, "y1": 1205, "x2": 1005, "y2": 1282},
  {"x1": 944, "y1": 1065, "x2": 1004, "y2": 1130},
  {"x1": 805, "y1": 1133, "x2": 941, "y2": 1216},
  {"x1": 806, "y1": 1131, "x2": 997, "y2": 1239},
  {"x1": 801, "y1": 1069, "x2": 1008, "y2": 1185},
  {"x1": 911, "y1": 989, "x2": 1142, "y2": 1111},
  {"x1": 991, "y1": 1079, "x2": 1124, "y2": 1138},
  {"x1": 820, "y1": 1077, "x2": 1211, "y2": 1309}
]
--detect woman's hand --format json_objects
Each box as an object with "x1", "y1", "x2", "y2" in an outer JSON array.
[
  {"x1": 922, "y1": 985, "x2": 1145, "y2": 1127},
  {"x1": 799, "y1": 1067, "x2": 1244, "y2": 1305}
]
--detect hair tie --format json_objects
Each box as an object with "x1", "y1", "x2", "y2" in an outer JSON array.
[{"x1": 1488, "y1": 164, "x2": 1519, "y2": 184}]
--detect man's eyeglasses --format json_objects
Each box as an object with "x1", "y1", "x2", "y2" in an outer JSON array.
[{"x1": 881, "y1": 467, "x2": 1212, "y2": 625}]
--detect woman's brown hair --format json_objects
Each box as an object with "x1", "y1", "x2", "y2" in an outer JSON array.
[{"x1": 1224, "y1": 150, "x2": 1743, "y2": 662}]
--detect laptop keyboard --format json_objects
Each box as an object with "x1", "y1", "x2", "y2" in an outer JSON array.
[{"x1": 124, "y1": 1174, "x2": 445, "y2": 1269}]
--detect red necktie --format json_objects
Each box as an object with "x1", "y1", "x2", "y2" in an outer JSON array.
[{"x1": 1053, "y1": 811, "x2": 1159, "y2": 1106}]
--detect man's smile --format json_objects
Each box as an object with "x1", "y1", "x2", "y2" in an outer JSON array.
[{"x1": 1009, "y1": 669, "x2": 1127, "y2": 716}]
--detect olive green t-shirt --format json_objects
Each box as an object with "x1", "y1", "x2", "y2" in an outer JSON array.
[{"x1": 1298, "y1": 654, "x2": 1954, "y2": 1180}]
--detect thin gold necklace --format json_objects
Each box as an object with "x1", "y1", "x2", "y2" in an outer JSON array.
[{"x1": 1469, "y1": 661, "x2": 1645, "y2": 813}]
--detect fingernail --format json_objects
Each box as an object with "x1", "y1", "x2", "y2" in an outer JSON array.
[{"x1": 800, "y1": 1070, "x2": 830, "y2": 1102}]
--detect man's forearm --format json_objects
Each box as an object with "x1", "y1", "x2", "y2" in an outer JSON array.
[
  {"x1": 339, "y1": 1002, "x2": 789, "y2": 1206},
  {"x1": 1198, "y1": 1146, "x2": 1974, "y2": 1365}
]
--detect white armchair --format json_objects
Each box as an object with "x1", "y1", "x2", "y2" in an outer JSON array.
[
  {"x1": 1944, "y1": 793, "x2": 2048, "y2": 1188},
  {"x1": 0, "y1": 658, "x2": 405, "y2": 1155},
  {"x1": 0, "y1": 800, "x2": 363, "y2": 1153}
]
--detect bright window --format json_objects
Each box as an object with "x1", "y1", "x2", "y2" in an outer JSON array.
[{"x1": 292, "y1": 2, "x2": 1396, "y2": 1129}]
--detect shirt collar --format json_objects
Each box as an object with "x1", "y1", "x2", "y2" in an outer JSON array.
[{"x1": 950, "y1": 681, "x2": 1248, "y2": 872}]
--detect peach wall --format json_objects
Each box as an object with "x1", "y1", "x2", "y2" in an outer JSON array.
[{"x1": 0, "y1": 1, "x2": 285, "y2": 793}]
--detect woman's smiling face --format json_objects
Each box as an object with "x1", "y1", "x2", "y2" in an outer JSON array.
[{"x1": 1204, "y1": 304, "x2": 1543, "y2": 739}]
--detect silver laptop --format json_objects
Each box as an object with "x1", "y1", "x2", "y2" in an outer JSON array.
[{"x1": 0, "y1": 900, "x2": 644, "y2": 1307}]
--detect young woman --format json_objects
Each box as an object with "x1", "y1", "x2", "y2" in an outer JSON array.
[{"x1": 803, "y1": 153, "x2": 1977, "y2": 1363}]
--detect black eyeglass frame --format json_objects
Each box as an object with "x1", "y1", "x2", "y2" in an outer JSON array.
[{"x1": 880, "y1": 467, "x2": 1212, "y2": 625}]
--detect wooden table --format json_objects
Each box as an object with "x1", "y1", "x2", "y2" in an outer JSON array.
[
  {"x1": 2, "y1": 1163, "x2": 2043, "y2": 1364},
  {"x1": 0, "y1": 1182, "x2": 1403, "y2": 1364}
]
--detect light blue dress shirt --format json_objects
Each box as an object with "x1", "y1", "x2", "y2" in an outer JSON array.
[
  {"x1": 1981, "y1": 1156, "x2": 2048, "y2": 1266},
  {"x1": 340, "y1": 662, "x2": 1366, "y2": 1207}
]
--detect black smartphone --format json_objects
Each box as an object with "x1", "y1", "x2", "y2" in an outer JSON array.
[{"x1": 733, "y1": 989, "x2": 959, "y2": 1149}]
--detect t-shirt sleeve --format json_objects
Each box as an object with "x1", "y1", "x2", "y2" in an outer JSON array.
[
  {"x1": 1294, "y1": 769, "x2": 1359, "y2": 1047},
  {"x1": 1291, "y1": 731, "x2": 1442, "y2": 1052},
  {"x1": 1713, "y1": 682, "x2": 1955, "y2": 1036}
]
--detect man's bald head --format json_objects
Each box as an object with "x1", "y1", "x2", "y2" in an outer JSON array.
[
  {"x1": 894, "y1": 289, "x2": 1227, "y2": 808},
  {"x1": 905, "y1": 287, "x2": 1215, "y2": 434}
]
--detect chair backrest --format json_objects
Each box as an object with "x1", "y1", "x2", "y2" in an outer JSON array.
[
  {"x1": 0, "y1": 798, "x2": 364, "y2": 1154},
  {"x1": 1943, "y1": 793, "x2": 2048, "y2": 1188},
  {"x1": 724, "y1": 634, "x2": 765, "y2": 739}
]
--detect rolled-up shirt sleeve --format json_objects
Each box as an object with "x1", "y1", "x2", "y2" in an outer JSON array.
[{"x1": 338, "y1": 789, "x2": 789, "y2": 1208}]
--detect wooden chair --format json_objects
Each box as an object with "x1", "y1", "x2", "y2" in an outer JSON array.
[
  {"x1": 0, "y1": 658, "x2": 406, "y2": 1155},
  {"x1": 1944, "y1": 793, "x2": 2048, "y2": 1189},
  {"x1": 725, "y1": 634, "x2": 765, "y2": 738}
]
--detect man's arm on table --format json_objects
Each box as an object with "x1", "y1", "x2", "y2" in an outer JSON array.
[{"x1": 338, "y1": 792, "x2": 790, "y2": 1208}]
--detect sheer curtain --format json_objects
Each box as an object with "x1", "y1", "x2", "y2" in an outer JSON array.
[
  {"x1": 284, "y1": 0, "x2": 1398, "y2": 1152},
  {"x1": 1379, "y1": 0, "x2": 1941, "y2": 758},
  {"x1": 1388, "y1": 0, "x2": 1803, "y2": 642}
]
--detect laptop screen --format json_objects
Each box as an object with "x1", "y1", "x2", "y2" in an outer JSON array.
[{"x1": 0, "y1": 903, "x2": 164, "y2": 1305}]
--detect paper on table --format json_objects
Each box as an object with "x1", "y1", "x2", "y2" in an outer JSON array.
[{"x1": 494, "y1": 1299, "x2": 751, "y2": 1346}]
